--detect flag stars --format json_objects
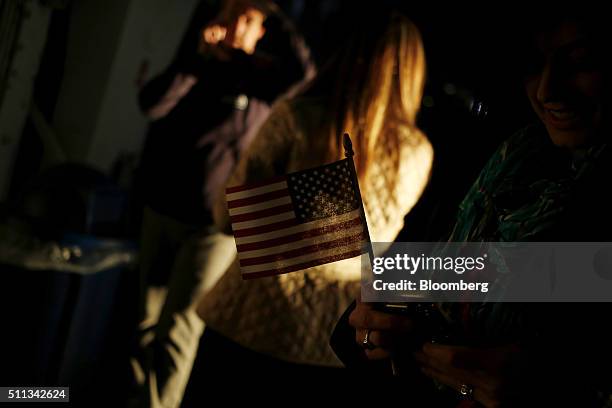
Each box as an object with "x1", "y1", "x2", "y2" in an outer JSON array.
[{"x1": 288, "y1": 161, "x2": 359, "y2": 221}]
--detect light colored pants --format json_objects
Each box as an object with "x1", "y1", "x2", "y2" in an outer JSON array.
[{"x1": 130, "y1": 207, "x2": 235, "y2": 408}]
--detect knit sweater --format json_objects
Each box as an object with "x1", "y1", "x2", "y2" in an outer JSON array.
[{"x1": 197, "y1": 96, "x2": 433, "y2": 366}]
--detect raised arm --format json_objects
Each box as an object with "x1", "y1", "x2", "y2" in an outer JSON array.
[{"x1": 138, "y1": 67, "x2": 199, "y2": 120}]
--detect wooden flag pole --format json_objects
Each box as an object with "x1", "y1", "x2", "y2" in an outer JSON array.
[{"x1": 343, "y1": 133, "x2": 400, "y2": 376}]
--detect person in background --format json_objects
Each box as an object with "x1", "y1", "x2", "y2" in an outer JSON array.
[
  {"x1": 131, "y1": 0, "x2": 314, "y2": 406},
  {"x1": 182, "y1": 9, "x2": 433, "y2": 400},
  {"x1": 346, "y1": 10, "x2": 612, "y2": 407}
]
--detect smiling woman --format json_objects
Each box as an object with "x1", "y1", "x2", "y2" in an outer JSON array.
[
  {"x1": 522, "y1": 14, "x2": 607, "y2": 149},
  {"x1": 343, "y1": 9, "x2": 612, "y2": 408}
]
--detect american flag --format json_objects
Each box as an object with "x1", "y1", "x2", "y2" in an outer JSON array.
[{"x1": 226, "y1": 158, "x2": 368, "y2": 279}]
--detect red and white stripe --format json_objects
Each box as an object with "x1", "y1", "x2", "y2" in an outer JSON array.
[{"x1": 226, "y1": 178, "x2": 366, "y2": 279}]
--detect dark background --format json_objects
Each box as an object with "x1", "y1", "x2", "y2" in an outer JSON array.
[{"x1": 0, "y1": 1, "x2": 537, "y2": 404}]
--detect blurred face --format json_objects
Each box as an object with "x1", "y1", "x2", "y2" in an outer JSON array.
[
  {"x1": 222, "y1": 5, "x2": 266, "y2": 54},
  {"x1": 524, "y1": 21, "x2": 605, "y2": 149}
]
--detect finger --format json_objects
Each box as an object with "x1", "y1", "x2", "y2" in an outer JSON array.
[
  {"x1": 420, "y1": 365, "x2": 492, "y2": 406},
  {"x1": 421, "y1": 364, "x2": 464, "y2": 390},
  {"x1": 349, "y1": 306, "x2": 414, "y2": 332},
  {"x1": 347, "y1": 301, "x2": 371, "y2": 329},
  {"x1": 355, "y1": 329, "x2": 395, "y2": 348},
  {"x1": 354, "y1": 293, "x2": 371, "y2": 308},
  {"x1": 416, "y1": 352, "x2": 497, "y2": 397},
  {"x1": 355, "y1": 328, "x2": 368, "y2": 348}
]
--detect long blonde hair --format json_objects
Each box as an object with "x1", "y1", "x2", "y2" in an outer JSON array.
[{"x1": 322, "y1": 12, "x2": 426, "y2": 191}]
